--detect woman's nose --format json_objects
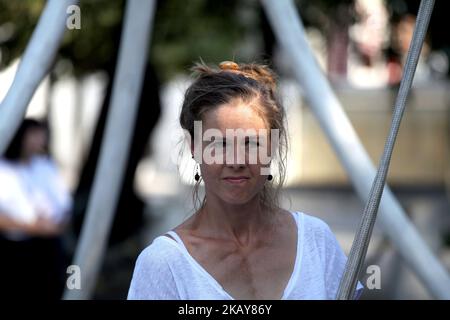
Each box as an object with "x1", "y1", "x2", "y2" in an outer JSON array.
[{"x1": 224, "y1": 144, "x2": 247, "y2": 167}]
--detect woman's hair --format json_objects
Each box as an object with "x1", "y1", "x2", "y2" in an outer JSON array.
[
  {"x1": 179, "y1": 61, "x2": 289, "y2": 213},
  {"x1": 3, "y1": 118, "x2": 50, "y2": 161}
]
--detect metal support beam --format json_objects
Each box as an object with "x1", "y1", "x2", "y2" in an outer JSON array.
[
  {"x1": 63, "y1": 0, "x2": 156, "y2": 299},
  {"x1": 0, "y1": 0, "x2": 78, "y2": 155}
]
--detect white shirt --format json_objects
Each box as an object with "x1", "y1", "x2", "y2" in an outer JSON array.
[
  {"x1": 0, "y1": 159, "x2": 36, "y2": 224},
  {"x1": 0, "y1": 156, "x2": 72, "y2": 240},
  {"x1": 128, "y1": 211, "x2": 364, "y2": 300}
]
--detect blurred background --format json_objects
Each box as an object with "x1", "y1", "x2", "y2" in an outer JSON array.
[{"x1": 0, "y1": 0, "x2": 449, "y2": 299}]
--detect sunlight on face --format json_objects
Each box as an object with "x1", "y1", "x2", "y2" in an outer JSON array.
[{"x1": 196, "y1": 99, "x2": 272, "y2": 205}]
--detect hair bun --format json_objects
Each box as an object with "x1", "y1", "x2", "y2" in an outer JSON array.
[
  {"x1": 219, "y1": 61, "x2": 239, "y2": 71},
  {"x1": 239, "y1": 63, "x2": 277, "y2": 95},
  {"x1": 191, "y1": 60, "x2": 277, "y2": 96}
]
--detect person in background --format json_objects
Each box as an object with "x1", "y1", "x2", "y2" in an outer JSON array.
[{"x1": 0, "y1": 118, "x2": 73, "y2": 300}]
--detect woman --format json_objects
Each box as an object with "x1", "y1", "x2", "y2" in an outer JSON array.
[
  {"x1": 0, "y1": 118, "x2": 72, "y2": 299},
  {"x1": 128, "y1": 61, "x2": 363, "y2": 300}
]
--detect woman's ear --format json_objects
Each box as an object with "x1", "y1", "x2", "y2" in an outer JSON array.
[
  {"x1": 191, "y1": 139, "x2": 195, "y2": 158},
  {"x1": 182, "y1": 128, "x2": 196, "y2": 159}
]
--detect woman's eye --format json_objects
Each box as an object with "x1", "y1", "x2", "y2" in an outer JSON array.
[
  {"x1": 245, "y1": 140, "x2": 259, "y2": 147},
  {"x1": 213, "y1": 141, "x2": 226, "y2": 152}
]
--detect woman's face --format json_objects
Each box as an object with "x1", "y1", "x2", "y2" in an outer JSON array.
[
  {"x1": 21, "y1": 127, "x2": 48, "y2": 159},
  {"x1": 195, "y1": 99, "x2": 272, "y2": 205}
]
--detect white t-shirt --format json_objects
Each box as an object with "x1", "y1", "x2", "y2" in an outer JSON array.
[
  {"x1": 128, "y1": 211, "x2": 364, "y2": 300},
  {"x1": 0, "y1": 159, "x2": 37, "y2": 224},
  {"x1": 0, "y1": 156, "x2": 72, "y2": 239}
]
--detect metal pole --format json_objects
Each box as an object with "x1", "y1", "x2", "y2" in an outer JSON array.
[
  {"x1": 0, "y1": 0, "x2": 78, "y2": 155},
  {"x1": 63, "y1": 0, "x2": 156, "y2": 299}
]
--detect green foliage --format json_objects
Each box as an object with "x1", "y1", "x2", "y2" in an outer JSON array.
[
  {"x1": 0, "y1": 0, "x2": 246, "y2": 80},
  {"x1": 0, "y1": 0, "x2": 46, "y2": 69},
  {"x1": 0, "y1": 0, "x2": 359, "y2": 80},
  {"x1": 59, "y1": 0, "x2": 125, "y2": 75},
  {"x1": 151, "y1": 0, "x2": 245, "y2": 80},
  {"x1": 0, "y1": 0, "x2": 125, "y2": 76}
]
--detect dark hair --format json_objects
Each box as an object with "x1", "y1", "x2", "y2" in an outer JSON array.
[
  {"x1": 179, "y1": 61, "x2": 288, "y2": 213},
  {"x1": 3, "y1": 118, "x2": 50, "y2": 161}
]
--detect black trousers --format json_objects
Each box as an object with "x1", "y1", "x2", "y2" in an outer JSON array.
[{"x1": 0, "y1": 234, "x2": 67, "y2": 300}]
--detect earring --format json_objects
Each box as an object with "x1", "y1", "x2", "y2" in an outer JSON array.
[
  {"x1": 267, "y1": 174, "x2": 273, "y2": 181},
  {"x1": 194, "y1": 163, "x2": 200, "y2": 181}
]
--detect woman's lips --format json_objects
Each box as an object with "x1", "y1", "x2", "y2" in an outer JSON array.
[{"x1": 223, "y1": 177, "x2": 249, "y2": 184}]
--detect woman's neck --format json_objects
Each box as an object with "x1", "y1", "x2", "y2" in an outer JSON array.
[
  {"x1": 19, "y1": 152, "x2": 33, "y2": 164},
  {"x1": 193, "y1": 194, "x2": 278, "y2": 246}
]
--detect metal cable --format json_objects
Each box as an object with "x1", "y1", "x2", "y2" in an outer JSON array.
[{"x1": 336, "y1": 0, "x2": 435, "y2": 300}]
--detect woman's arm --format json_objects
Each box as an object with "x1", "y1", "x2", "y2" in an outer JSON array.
[
  {"x1": 0, "y1": 213, "x2": 25, "y2": 231},
  {"x1": 128, "y1": 244, "x2": 181, "y2": 299},
  {"x1": 0, "y1": 212, "x2": 63, "y2": 237}
]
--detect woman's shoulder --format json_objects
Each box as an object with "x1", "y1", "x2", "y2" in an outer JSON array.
[
  {"x1": 129, "y1": 234, "x2": 183, "y2": 299},
  {"x1": 293, "y1": 211, "x2": 333, "y2": 233},
  {"x1": 0, "y1": 158, "x2": 15, "y2": 173},
  {"x1": 29, "y1": 156, "x2": 58, "y2": 172},
  {"x1": 134, "y1": 234, "x2": 183, "y2": 268},
  {"x1": 0, "y1": 159, "x2": 23, "y2": 191},
  {"x1": 293, "y1": 211, "x2": 339, "y2": 247}
]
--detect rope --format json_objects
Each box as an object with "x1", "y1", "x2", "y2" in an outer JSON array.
[{"x1": 336, "y1": 0, "x2": 435, "y2": 300}]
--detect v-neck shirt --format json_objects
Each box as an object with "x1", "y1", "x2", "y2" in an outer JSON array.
[{"x1": 128, "y1": 211, "x2": 364, "y2": 299}]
